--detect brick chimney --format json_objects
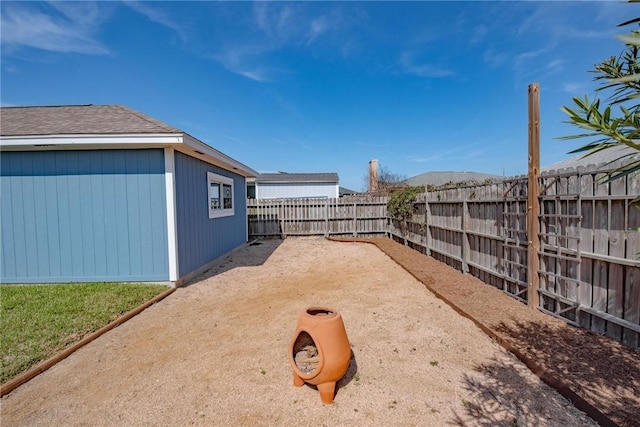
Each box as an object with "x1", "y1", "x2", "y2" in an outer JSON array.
[{"x1": 369, "y1": 159, "x2": 378, "y2": 193}]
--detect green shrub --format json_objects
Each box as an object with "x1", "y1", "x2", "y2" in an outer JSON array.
[{"x1": 387, "y1": 186, "x2": 424, "y2": 220}]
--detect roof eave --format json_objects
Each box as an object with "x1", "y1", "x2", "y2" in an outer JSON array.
[
  {"x1": 182, "y1": 134, "x2": 257, "y2": 178},
  {"x1": 0, "y1": 133, "x2": 183, "y2": 146},
  {"x1": 257, "y1": 180, "x2": 338, "y2": 184},
  {"x1": 0, "y1": 133, "x2": 258, "y2": 178}
]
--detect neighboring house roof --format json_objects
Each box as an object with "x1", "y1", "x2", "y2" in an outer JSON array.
[
  {"x1": 0, "y1": 105, "x2": 258, "y2": 178},
  {"x1": 339, "y1": 186, "x2": 360, "y2": 196},
  {"x1": 403, "y1": 171, "x2": 503, "y2": 188},
  {"x1": 256, "y1": 172, "x2": 339, "y2": 184},
  {"x1": 543, "y1": 145, "x2": 639, "y2": 172}
]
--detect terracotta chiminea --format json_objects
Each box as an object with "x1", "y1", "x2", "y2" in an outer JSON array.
[{"x1": 289, "y1": 306, "x2": 351, "y2": 404}]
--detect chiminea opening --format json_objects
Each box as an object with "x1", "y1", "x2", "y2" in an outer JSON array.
[
  {"x1": 292, "y1": 331, "x2": 319, "y2": 375},
  {"x1": 306, "y1": 308, "x2": 334, "y2": 316}
]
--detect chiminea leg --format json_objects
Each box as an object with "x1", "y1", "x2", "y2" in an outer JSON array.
[
  {"x1": 317, "y1": 381, "x2": 336, "y2": 404},
  {"x1": 293, "y1": 373, "x2": 304, "y2": 387}
]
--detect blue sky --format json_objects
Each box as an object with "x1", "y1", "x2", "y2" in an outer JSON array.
[{"x1": 1, "y1": 1, "x2": 636, "y2": 191}]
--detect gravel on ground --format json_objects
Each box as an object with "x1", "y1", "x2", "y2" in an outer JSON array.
[{"x1": 0, "y1": 238, "x2": 611, "y2": 426}]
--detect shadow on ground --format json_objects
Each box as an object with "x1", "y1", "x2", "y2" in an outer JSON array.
[
  {"x1": 450, "y1": 356, "x2": 593, "y2": 427},
  {"x1": 494, "y1": 319, "x2": 640, "y2": 427},
  {"x1": 336, "y1": 350, "x2": 359, "y2": 391},
  {"x1": 351, "y1": 237, "x2": 639, "y2": 427},
  {"x1": 187, "y1": 238, "x2": 283, "y2": 284}
]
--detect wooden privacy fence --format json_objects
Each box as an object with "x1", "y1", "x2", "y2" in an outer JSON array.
[
  {"x1": 247, "y1": 196, "x2": 388, "y2": 238},
  {"x1": 245, "y1": 167, "x2": 639, "y2": 350},
  {"x1": 389, "y1": 164, "x2": 640, "y2": 350}
]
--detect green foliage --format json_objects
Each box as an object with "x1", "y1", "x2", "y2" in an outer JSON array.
[
  {"x1": 559, "y1": 13, "x2": 640, "y2": 184},
  {"x1": 0, "y1": 283, "x2": 167, "y2": 384},
  {"x1": 387, "y1": 186, "x2": 424, "y2": 220}
]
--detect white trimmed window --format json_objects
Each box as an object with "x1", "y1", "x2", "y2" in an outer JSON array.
[{"x1": 208, "y1": 172, "x2": 234, "y2": 218}]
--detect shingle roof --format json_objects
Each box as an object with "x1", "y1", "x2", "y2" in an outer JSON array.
[
  {"x1": 339, "y1": 186, "x2": 360, "y2": 196},
  {"x1": 543, "y1": 145, "x2": 639, "y2": 172},
  {"x1": 0, "y1": 105, "x2": 181, "y2": 136},
  {"x1": 0, "y1": 104, "x2": 258, "y2": 177},
  {"x1": 256, "y1": 172, "x2": 339, "y2": 184},
  {"x1": 403, "y1": 171, "x2": 503, "y2": 187}
]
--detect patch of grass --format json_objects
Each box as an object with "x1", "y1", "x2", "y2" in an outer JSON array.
[
  {"x1": 430, "y1": 360, "x2": 439, "y2": 367},
  {"x1": 0, "y1": 283, "x2": 168, "y2": 384}
]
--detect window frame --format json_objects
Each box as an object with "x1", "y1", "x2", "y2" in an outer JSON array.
[{"x1": 207, "y1": 172, "x2": 234, "y2": 219}]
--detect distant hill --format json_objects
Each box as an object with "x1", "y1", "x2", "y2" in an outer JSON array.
[{"x1": 396, "y1": 146, "x2": 639, "y2": 191}]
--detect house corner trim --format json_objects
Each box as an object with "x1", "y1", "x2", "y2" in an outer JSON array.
[{"x1": 164, "y1": 147, "x2": 179, "y2": 281}]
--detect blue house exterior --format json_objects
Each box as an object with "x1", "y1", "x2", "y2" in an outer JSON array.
[
  {"x1": 0, "y1": 105, "x2": 257, "y2": 286},
  {"x1": 174, "y1": 151, "x2": 248, "y2": 278}
]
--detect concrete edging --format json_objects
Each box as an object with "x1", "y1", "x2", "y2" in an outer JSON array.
[{"x1": 0, "y1": 287, "x2": 176, "y2": 397}]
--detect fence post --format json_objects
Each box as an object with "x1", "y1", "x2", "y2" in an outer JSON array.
[
  {"x1": 462, "y1": 198, "x2": 470, "y2": 273},
  {"x1": 324, "y1": 199, "x2": 329, "y2": 237},
  {"x1": 425, "y1": 197, "x2": 431, "y2": 256},
  {"x1": 353, "y1": 200, "x2": 357, "y2": 237},
  {"x1": 527, "y1": 83, "x2": 541, "y2": 309},
  {"x1": 279, "y1": 200, "x2": 285, "y2": 238}
]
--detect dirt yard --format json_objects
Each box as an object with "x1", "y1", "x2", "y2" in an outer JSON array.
[{"x1": 0, "y1": 238, "x2": 608, "y2": 426}]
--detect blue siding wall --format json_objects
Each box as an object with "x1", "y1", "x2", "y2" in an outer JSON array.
[
  {"x1": 1, "y1": 149, "x2": 169, "y2": 283},
  {"x1": 174, "y1": 151, "x2": 247, "y2": 277}
]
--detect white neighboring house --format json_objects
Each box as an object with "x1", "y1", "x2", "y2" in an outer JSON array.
[{"x1": 249, "y1": 172, "x2": 339, "y2": 199}]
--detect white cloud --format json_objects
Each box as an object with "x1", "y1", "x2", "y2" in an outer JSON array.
[
  {"x1": 483, "y1": 49, "x2": 509, "y2": 68},
  {"x1": 253, "y1": 2, "x2": 296, "y2": 44},
  {"x1": 252, "y1": 2, "x2": 342, "y2": 48},
  {"x1": 399, "y1": 51, "x2": 453, "y2": 78},
  {"x1": 563, "y1": 82, "x2": 591, "y2": 94},
  {"x1": 49, "y1": 2, "x2": 102, "y2": 26},
  {"x1": 211, "y1": 3, "x2": 349, "y2": 82},
  {"x1": 212, "y1": 45, "x2": 276, "y2": 83},
  {"x1": 546, "y1": 59, "x2": 564, "y2": 74},
  {"x1": 469, "y1": 24, "x2": 489, "y2": 45},
  {"x1": 123, "y1": 1, "x2": 188, "y2": 42},
  {"x1": 518, "y1": 2, "x2": 620, "y2": 43},
  {"x1": 514, "y1": 48, "x2": 548, "y2": 68},
  {"x1": 306, "y1": 16, "x2": 330, "y2": 46},
  {"x1": 356, "y1": 141, "x2": 394, "y2": 149},
  {"x1": 270, "y1": 137, "x2": 312, "y2": 151},
  {"x1": 208, "y1": 3, "x2": 299, "y2": 82},
  {"x1": 408, "y1": 142, "x2": 488, "y2": 163},
  {"x1": 0, "y1": 2, "x2": 109, "y2": 55},
  {"x1": 224, "y1": 135, "x2": 249, "y2": 145},
  {"x1": 236, "y1": 69, "x2": 271, "y2": 83}
]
